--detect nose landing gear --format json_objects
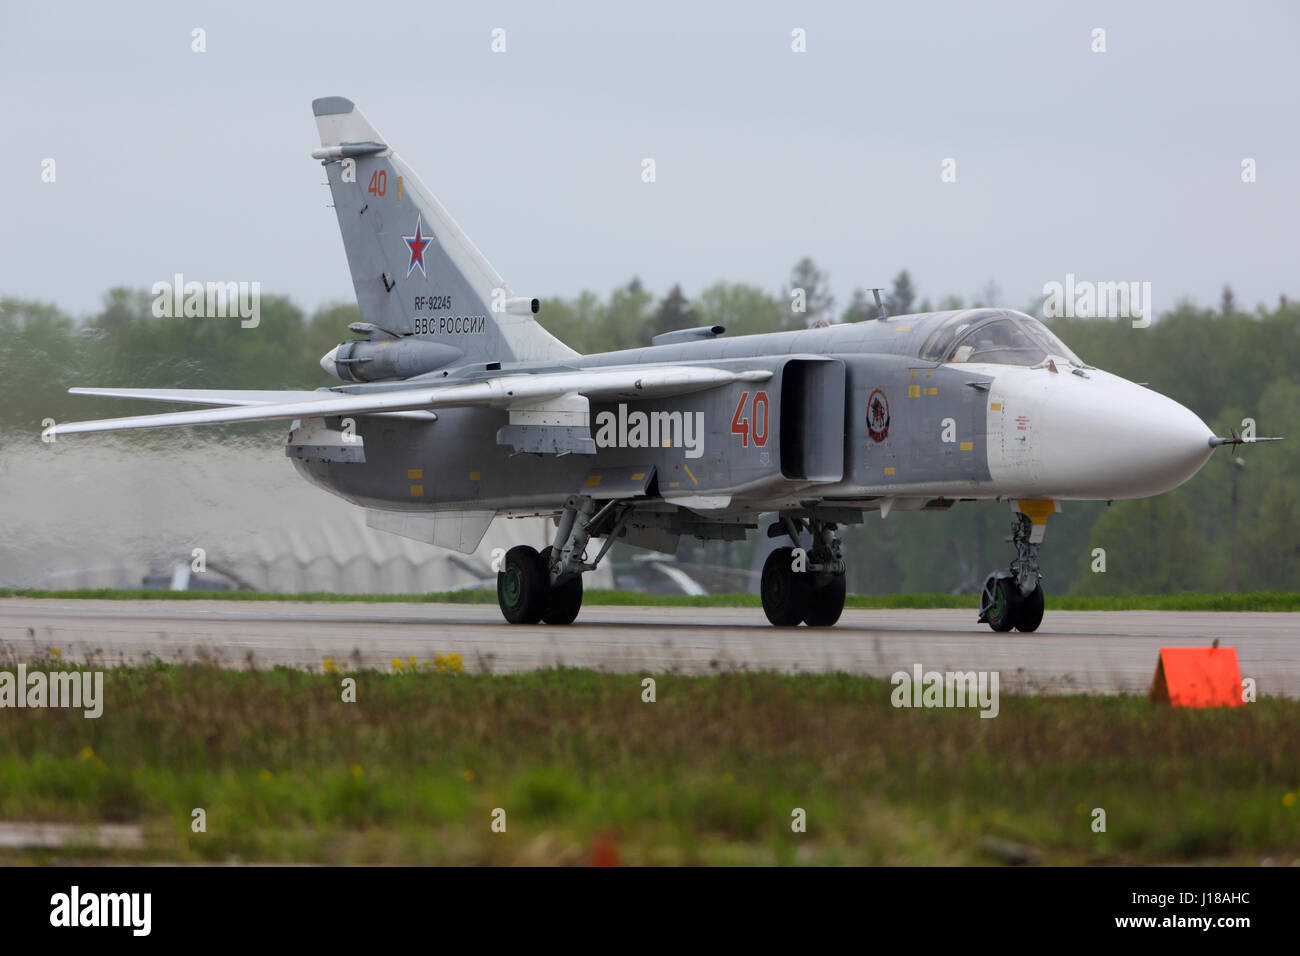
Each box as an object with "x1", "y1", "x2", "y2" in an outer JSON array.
[{"x1": 979, "y1": 501, "x2": 1053, "y2": 633}]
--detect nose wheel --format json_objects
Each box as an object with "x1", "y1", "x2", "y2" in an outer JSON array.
[
  {"x1": 979, "y1": 574, "x2": 1044, "y2": 632},
  {"x1": 978, "y1": 509, "x2": 1049, "y2": 633}
]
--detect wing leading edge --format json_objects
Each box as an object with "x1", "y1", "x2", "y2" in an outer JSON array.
[{"x1": 51, "y1": 366, "x2": 772, "y2": 437}]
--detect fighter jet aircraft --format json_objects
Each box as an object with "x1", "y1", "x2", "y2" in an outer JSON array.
[{"x1": 50, "y1": 96, "x2": 1254, "y2": 631}]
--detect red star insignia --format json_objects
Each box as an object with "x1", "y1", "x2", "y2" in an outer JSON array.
[{"x1": 402, "y1": 214, "x2": 434, "y2": 278}]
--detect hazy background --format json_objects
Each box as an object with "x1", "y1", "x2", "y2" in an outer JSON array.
[
  {"x1": 3, "y1": 0, "x2": 1298, "y2": 316},
  {"x1": 1, "y1": 1, "x2": 1296, "y2": 596}
]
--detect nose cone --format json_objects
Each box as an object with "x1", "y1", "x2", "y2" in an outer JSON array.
[
  {"x1": 319, "y1": 345, "x2": 340, "y2": 376},
  {"x1": 1033, "y1": 371, "x2": 1215, "y2": 499}
]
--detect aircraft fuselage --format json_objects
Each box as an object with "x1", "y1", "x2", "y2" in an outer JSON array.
[{"x1": 292, "y1": 308, "x2": 1215, "y2": 524}]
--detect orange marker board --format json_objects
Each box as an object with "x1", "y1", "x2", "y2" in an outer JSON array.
[{"x1": 1149, "y1": 646, "x2": 1245, "y2": 708}]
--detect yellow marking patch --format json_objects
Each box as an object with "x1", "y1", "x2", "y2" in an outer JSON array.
[
  {"x1": 989, "y1": 402, "x2": 1002, "y2": 411},
  {"x1": 910, "y1": 369, "x2": 917, "y2": 379},
  {"x1": 884, "y1": 467, "x2": 896, "y2": 476},
  {"x1": 469, "y1": 471, "x2": 480, "y2": 481},
  {"x1": 924, "y1": 387, "x2": 938, "y2": 396},
  {"x1": 409, "y1": 485, "x2": 424, "y2": 497},
  {"x1": 683, "y1": 465, "x2": 698, "y2": 485},
  {"x1": 407, "y1": 469, "x2": 423, "y2": 479},
  {"x1": 397, "y1": 176, "x2": 403, "y2": 200},
  {"x1": 959, "y1": 441, "x2": 973, "y2": 451},
  {"x1": 896, "y1": 325, "x2": 911, "y2": 331},
  {"x1": 631, "y1": 472, "x2": 644, "y2": 480},
  {"x1": 668, "y1": 481, "x2": 680, "y2": 488},
  {"x1": 925, "y1": 368, "x2": 933, "y2": 378},
  {"x1": 1017, "y1": 498, "x2": 1057, "y2": 525},
  {"x1": 907, "y1": 385, "x2": 921, "y2": 398},
  {"x1": 585, "y1": 475, "x2": 602, "y2": 487}
]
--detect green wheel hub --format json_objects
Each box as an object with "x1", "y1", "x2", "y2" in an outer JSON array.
[
  {"x1": 990, "y1": 582, "x2": 1007, "y2": 619},
  {"x1": 501, "y1": 566, "x2": 523, "y2": 608}
]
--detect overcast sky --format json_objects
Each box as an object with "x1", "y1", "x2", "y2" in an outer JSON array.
[{"x1": 3, "y1": 0, "x2": 1297, "y2": 321}]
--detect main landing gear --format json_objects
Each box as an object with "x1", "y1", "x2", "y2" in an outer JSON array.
[
  {"x1": 978, "y1": 506, "x2": 1049, "y2": 633},
  {"x1": 760, "y1": 515, "x2": 848, "y2": 627},
  {"x1": 497, "y1": 495, "x2": 631, "y2": 625}
]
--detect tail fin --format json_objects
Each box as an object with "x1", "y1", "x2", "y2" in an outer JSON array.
[{"x1": 311, "y1": 96, "x2": 576, "y2": 366}]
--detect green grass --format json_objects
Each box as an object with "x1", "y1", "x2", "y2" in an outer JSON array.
[
  {"x1": 1, "y1": 587, "x2": 1297, "y2": 611},
  {"x1": 0, "y1": 662, "x2": 1297, "y2": 864}
]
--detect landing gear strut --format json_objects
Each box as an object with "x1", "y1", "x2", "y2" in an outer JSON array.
[
  {"x1": 978, "y1": 508, "x2": 1047, "y2": 633},
  {"x1": 496, "y1": 495, "x2": 630, "y2": 625},
  {"x1": 760, "y1": 515, "x2": 848, "y2": 627}
]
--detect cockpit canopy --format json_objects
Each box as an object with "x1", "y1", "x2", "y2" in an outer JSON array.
[{"x1": 918, "y1": 310, "x2": 1086, "y2": 367}]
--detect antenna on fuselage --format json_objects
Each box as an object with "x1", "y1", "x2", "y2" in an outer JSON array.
[{"x1": 871, "y1": 289, "x2": 888, "y2": 321}]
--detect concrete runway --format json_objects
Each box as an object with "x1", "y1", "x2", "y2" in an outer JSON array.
[{"x1": 1, "y1": 598, "x2": 1296, "y2": 696}]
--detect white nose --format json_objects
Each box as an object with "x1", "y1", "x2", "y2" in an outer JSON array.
[
  {"x1": 319, "y1": 345, "x2": 340, "y2": 376},
  {"x1": 1031, "y1": 370, "x2": 1215, "y2": 499}
]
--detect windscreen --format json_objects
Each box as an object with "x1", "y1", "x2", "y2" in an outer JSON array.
[
  {"x1": 918, "y1": 311, "x2": 1087, "y2": 367},
  {"x1": 948, "y1": 319, "x2": 1047, "y2": 366},
  {"x1": 1017, "y1": 316, "x2": 1087, "y2": 366}
]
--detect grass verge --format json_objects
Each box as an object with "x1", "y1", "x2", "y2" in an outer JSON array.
[{"x1": 1, "y1": 662, "x2": 1297, "y2": 864}]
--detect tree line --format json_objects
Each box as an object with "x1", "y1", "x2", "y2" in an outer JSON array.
[{"x1": 2, "y1": 262, "x2": 1294, "y2": 595}]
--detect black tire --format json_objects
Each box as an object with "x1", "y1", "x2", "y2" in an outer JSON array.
[
  {"x1": 1014, "y1": 582, "x2": 1044, "y2": 633},
  {"x1": 539, "y1": 546, "x2": 583, "y2": 626},
  {"x1": 761, "y1": 547, "x2": 809, "y2": 626},
  {"x1": 803, "y1": 574, "x2": 846, "y2": 627},
  {"x1": 497, "y1": 545, "x2": 548, "y2": 624},
  {"x1": 983, "y1": 577, "x2": 1021, "y2": 633}
]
